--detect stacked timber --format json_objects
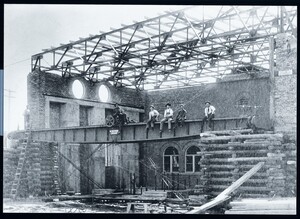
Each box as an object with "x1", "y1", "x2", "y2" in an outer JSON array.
[
  {"x1": 196, "y1": 130, "x2": 292, "y2": 198},
  {"x1": 26, "y1": 142, "x2": 42, "y2": 196},
  {"x1": 3, "y1": 147, "x2": 19, "y2": 198},
  {"x1": 3, "y1": 140, "x2": 30, "y2": 198},
  {"x1": 225, "y1": 198, "x2": 296, "y2": 214},
  {"x1": 40, "y1": 142, "x2": 56, "y2": 195},
  {"x1": 282, "y1": 142, "x2": 296, "y2": 197}
]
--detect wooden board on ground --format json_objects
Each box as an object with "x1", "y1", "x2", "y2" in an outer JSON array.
[{"x1": 187, "y1": 162, "x2": 265, "y2": 214}]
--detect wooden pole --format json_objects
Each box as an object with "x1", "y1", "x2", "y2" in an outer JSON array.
[
  {"x1": 155, "y1": 172, "x2": 157, "y2": 191},
  {"x1": 177, "y1": 173, "x2": 180, "y2": 190},
  {"x1": 172, "y1": 173, "x2": 175, "y2": 190},
  {"x1": 269, "y1": 36, "x2": 275, "y2": 130},
  {"x1": 129, "y1": 173, "x2": 132, "y2": 194},
  {"x1": 145, "y1": 172, "x2": 148, "y2": 191},
  {"x1": 187, "y1": 162, "x2": 265, "y2": 214},
  {"x1": 133, "y1": 173, "x2": 136, "y2": 195}
]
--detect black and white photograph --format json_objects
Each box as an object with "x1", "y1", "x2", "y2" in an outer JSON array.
[{"x1": 3, "y1": 4, "x2": 297, "y2": 214}]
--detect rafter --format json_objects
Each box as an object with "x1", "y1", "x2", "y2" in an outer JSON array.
[{"x1": 32, "y1": 6, "x2": 297, "y2": 90}]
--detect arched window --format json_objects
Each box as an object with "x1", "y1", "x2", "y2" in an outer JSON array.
[
  {"x1": 164, "y1": 147, "x2": 179, "y2": 173},
  {"x1": 186, "y1": 146, "x2": 201, "y2": 172}
]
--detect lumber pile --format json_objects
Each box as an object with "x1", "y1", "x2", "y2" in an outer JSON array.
[
  {"x1": 3, "y1": 148, "x2": 19, "y2": 198},
  {"x1": 225, "y1": 198, "x2": 296, "y2": 214},
  {"x1": 40, "y1": 142, "x2": 57, "y2": 195},
  {"x1": 187, "y1": 162, "x2": 264, "y2": 214},
  {"x1": 196, "y1": 130, "x2": 295, "y2": 198}
]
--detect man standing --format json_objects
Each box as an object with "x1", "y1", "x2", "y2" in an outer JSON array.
[
  {"x1": 200, "y1": 101, "x2": 216, "y2": 133},
  {"x1": 160, "y1": 103, "x2": 173, "y2": 133},
  {"x1": 146, "y1": 105, "x2": 160, "y2": 130},
  {"x1": 174, "y1": 104, "x2": 187, "y2": 129},
  {"x1": 23, "y1": 105, "x2": 30, "y2": 130}
]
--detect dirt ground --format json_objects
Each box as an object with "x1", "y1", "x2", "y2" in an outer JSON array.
[{"x1": 3, "y1": 198, "x2": 125, "y2": 213}]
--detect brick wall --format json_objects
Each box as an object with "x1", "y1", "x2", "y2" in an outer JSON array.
[
  {"x1": 27, "y1": 71, "x2": 144, "y2": 193},
  {"x1": 28, "y1": 70, "x2": 146, "y2": 129},
  {"x1": 140, "y1": 139, "x2": 202, "y2": 190},
  {"x1": 146, "y1": 78, "x2": 272, "y2": 129},
  {"x1": 274, "y1": 33, "x2": 297, "y2": 138},
  {"x1": 274, "y1": 75, "x2": 297, "y2": 134}
]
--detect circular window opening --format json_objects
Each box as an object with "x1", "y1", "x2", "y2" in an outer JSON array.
[
  {"x1": 98, "y1": 84, "x2": 110, "y2": 102},
  {"x1": 72, "y1": 79, "x2": 84, "y2": 99}
]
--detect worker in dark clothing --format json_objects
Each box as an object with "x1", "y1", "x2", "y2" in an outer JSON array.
[
  {"x1": 200, "y1": 101, "x2": 216, "y2": 133},
  {"x1": 174, "y1": 104, "x2": 187, "y2": 129},
  {"x1": 113, "y1": 103, "x2": 127, "y2": 129}
]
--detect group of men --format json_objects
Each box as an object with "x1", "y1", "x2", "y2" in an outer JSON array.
[{"x1": 145, "y1": 101, "x2": 215, "y2": 133}]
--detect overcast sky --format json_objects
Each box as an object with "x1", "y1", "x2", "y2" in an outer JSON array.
[{"x1": 4, "y1": 4, "x2": 188, "y2": 132}]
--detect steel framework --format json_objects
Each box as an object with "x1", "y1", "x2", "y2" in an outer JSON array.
[{"x1": 31, "y1": 6, "x2": 297, "y2": 90}]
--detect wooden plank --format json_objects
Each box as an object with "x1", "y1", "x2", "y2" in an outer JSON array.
[
  {"x1": 218, "y1": 162, "x2": 265, "y2": 197},
  {"x1": 225, "y1": 210, "x2": 296, "y2": 215},
  {"x1": 187, "y1": 162, "x2": 264, "y2": 214},
  {"x1": 227, "y1": 157, "x2": 280, "y2": 162},
  {"x1": 200, "y1": 133, "x2": 283, "y2": 142},
  {"x1": 203, "y1": 129, "x2": 253, "y2": 135},
  {"x1": 187, "y1": 195, "x2": 231, "y2": 214}
]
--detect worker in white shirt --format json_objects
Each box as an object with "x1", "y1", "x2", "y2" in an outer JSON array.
[
  {"x1": 160, "y1": 103, "x2": 173, "y2": 132},
  {"x1": 146, "y1": 105, "x2": 160, "y2": 130},
  {"x1": 200, "y1": 101, "x2": 216, "y2": 133},
  {"x1": 23, "y1": 105, "x2": 30, "y2": 130}
]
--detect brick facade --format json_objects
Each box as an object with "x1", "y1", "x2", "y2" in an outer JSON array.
[
  {"x1": 14, "y1": 32, "x2": 295, "y2": 197},
  {"x1": 147, "y1": 77, "x2": 272, "y2": 129},
  {"x1": 274, "y1": 33, "x2": 297, "y2": 139},
  {"x1": 27, "y1": 71, "x2": 142, "y2": 194}
]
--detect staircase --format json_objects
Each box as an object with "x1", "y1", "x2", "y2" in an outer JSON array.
[{"x1": 10, "y1": 132, "x2": 30, "y2": 199}]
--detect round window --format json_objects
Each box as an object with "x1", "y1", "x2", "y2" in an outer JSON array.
[
  {"x1": 72, "y1": 79, "x2": 84, "y2": 99},
  {"x1": 98, "y1": 84, "x2": 110, "y2": 102}
]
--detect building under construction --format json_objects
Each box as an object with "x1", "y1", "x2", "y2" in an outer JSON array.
[{"x1": 3, "y1": 6, "x2": 297, "y2": 214}]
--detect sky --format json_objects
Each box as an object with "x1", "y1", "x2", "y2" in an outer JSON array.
[{"x1": 4, "y1": 4, "x2": 188, "y2": 132}]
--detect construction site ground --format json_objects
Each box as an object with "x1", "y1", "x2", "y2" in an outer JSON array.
[{"x1": 3, "y1": 194, "x2": 296, "y2": 214}]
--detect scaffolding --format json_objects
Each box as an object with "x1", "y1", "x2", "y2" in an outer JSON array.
[{"x1": 31, "y1": 6, "x2": 297, "y2": 90}]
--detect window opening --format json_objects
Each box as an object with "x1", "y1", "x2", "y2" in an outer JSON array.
[
  {"x1": 164, "y1": 146, "x2": 179, "y2": 173},
  {"x1": 186, "y1": 146, "x2": 201, "y2": 172}
]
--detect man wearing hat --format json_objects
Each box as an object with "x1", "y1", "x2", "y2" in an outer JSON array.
[
  {"x1": 174, "y1": 104, "x2": 187, "y2": 129},
  {"x1": 146, "y1": 105, "x2": 160, "y2": 130},
  {"x1": 160, "y1": 103, "x2": 174, "y2": 132},
  {"x1": 200, "y1": 101, "x2": 216, "y2": 133},
  {"x1": 113, "y1": 103, "x2": 127, "y2": 128}
]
